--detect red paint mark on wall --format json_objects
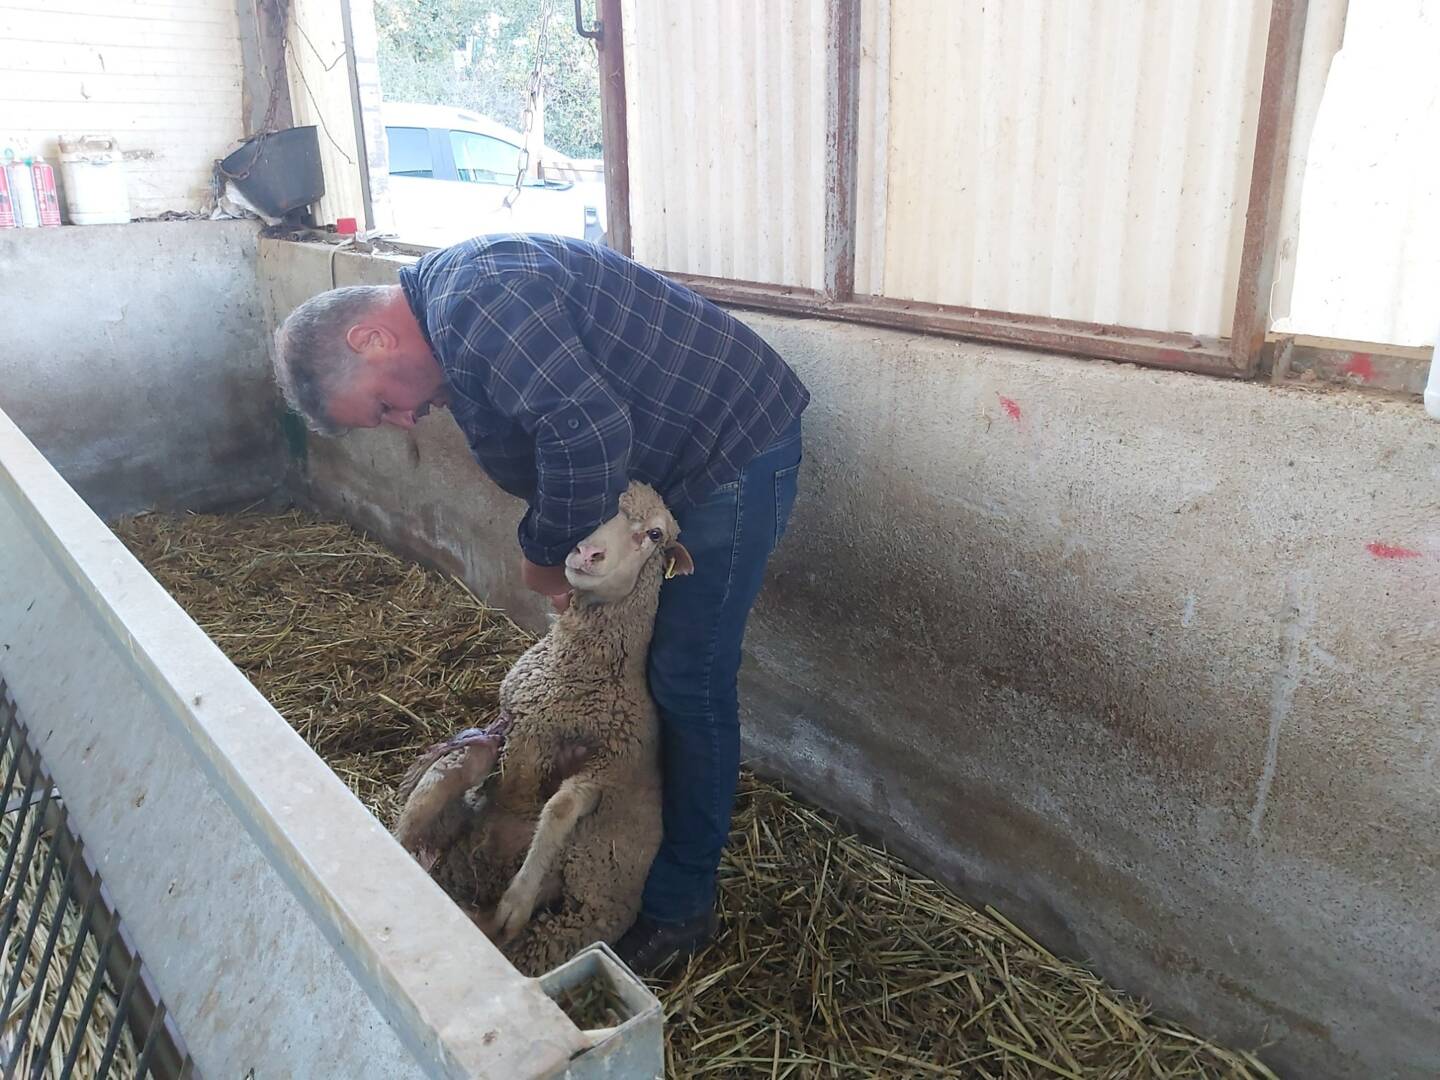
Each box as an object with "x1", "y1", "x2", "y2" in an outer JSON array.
[
  {"x1": 1367, "y1": 542, "x2": 1421, "y2": 560},
  {"x1": 1343, "y1": 353, "x2": 1375, "y2": 381},
  {"x1": 1157, "y1": 349, "x2": 1188, "y2": 366},
  {"x1": 998, "y1": 396, "x2": 1022, "y2": 422}
]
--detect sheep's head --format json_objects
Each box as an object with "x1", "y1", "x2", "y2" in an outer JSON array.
[{"x1": 563, "y1": 482, "x2": 693, "y2": 604}]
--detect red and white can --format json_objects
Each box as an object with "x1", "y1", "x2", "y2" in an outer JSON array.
[
  {"x1": 30, "y1": 161, "x2": 61, "y2": 227},
  {"x1": 0, "y1": 168, "x2": 16, "y2": 228}
]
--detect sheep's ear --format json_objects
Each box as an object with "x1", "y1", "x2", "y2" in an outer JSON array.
[{"x1": 665, "y1": 543, "x2": 695, "y2": 579}]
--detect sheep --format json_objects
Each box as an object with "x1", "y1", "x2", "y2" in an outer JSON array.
[{"x1": 392, "y1": 481, "x2": 694, "y2": 975}]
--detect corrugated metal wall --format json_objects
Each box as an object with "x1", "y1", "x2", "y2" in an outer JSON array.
[
  {"x1": 286, "y1": 0, "x2": 366, "y2": 228},
  {"x1": 623, "y1": 0, "x2": 1278, "y2": 339},
  {"x1": 853, "y1": 0, "x2": 889, "y2": 303},
  {"x1": 0, "y1": 0, "x2": 243, "y2": 216},
  {"x1": 621, "y1": 0, "x2": 828, "y2": 289},
  {"x1": 862, "y1": 0, "x2": 1272, "y2": 338},
  {"x1": 614, "y1": 0, "x2": 1429, "y2": 349},
  {"x1": 1274, "y1": 0, "x2": 1439, "y2": 349},
  {"x1": 1268, "y1": 0, "x2": 1348, "y2": 348},
  {"x1": 348, "y1": 0, "x2": 391, "y2": 233}
]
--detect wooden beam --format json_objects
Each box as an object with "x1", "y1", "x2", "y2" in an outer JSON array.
[
  {"x1": 235, "y1": 0, "x2": 294, "y2": 136},
  {"x1": 596, "y1": 0, "x2": 632, "y2": 257},
  {"x1": 824, "y1": 0, "x2": 861, "y2": 300},
  {"x1": 671, "y1": 275, "x2": 1240, "y2": 379},
  {"x1": 1230, "y1": 0, "x2": 1310, "y2": 375}
]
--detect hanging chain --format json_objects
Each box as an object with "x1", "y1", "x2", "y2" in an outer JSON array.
[{"x1": 503, "y1": 0, "x2": 554, "y2": 211}]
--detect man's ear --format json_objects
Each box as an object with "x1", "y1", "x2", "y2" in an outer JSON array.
[
  {"x1": 345, "y1": 323, "x2": 389, "y2": 354},
  {"x1": 665, "y1": 542, "x2": 695, "y2": 579}
]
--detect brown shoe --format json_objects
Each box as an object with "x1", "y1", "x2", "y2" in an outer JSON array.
[{"x1": 614, "y1": 911, "x2": 719, "y2": 974}]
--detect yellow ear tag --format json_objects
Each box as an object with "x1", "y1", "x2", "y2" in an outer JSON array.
[{"x1": 665, "y1": 556, "x2": 677, "y2": 580}]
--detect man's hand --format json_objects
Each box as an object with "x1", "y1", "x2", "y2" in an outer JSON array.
[
  {"x1": 521, "y1": 557, "x2": 572, "y2": 613},
  {"x1": 521, "y1": 556, "x2": 570, "y2": 594}
]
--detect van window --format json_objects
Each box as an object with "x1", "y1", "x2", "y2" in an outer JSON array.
[
  {"x1": 450, "y1": 130, "x2": 520, "y2": 184},
  {"x1": 386, "y1": 127, "x2": 433, "y2": 178}
]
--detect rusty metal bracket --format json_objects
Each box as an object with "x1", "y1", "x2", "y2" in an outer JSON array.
[
  {"x1": 574, "y1": 0, "x2": 601, "y2": 40},
  {"x1": 1269, "y1": 334, "x2": 1297, "y2": 383}
]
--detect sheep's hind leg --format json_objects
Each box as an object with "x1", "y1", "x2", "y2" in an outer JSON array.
[
  {"x1": 492, "y1": 776, "x2": 599, "y2": 941},
  {"x1": 501, "y1": 838, "x2": 646, "y2": 977},
  {"x1": 502, "y1": 895, "x2": 633, "y2": 978},
  {"x1": 436, "y1": 835, "x2": 518, "y2": 921}
]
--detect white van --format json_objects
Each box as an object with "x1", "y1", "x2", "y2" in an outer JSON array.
[{"x1": 380, "y1": 102, "x2": 607, "y2": 247}]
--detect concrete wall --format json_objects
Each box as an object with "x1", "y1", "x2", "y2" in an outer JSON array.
[
  {"x1": 257, "y1": 239, "x2": 554, "y2": 626},
  {"x1": 258, "y1": 238, "x2": 1440, "y2": 1079},
  {"x1": 0, "y1": 221, "x2": 287, "y2": 519},
  {"x1": 744, "y1": 324, "x2": 1440, "y2": 1080}
]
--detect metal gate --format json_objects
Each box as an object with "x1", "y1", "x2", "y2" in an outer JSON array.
[{"x1": 0, "y1": 683, "x2": 194, "y2": 1080}]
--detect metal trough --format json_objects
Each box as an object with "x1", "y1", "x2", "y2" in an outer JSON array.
[{"x1": 0, "y1": 405, "x2": 662, "y2": 1078}]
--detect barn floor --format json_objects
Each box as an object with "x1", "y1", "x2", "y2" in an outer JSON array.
[{"x1": 111, "y1": 508, "x2": 1280, "y2": 1080}]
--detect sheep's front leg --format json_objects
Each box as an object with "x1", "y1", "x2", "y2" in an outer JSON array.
[
  {"x1": 493, "y1": 776, "x2": 600, "y2": 941},
  {"x1": 393, "y1": 729, "x2": 504, "y2": 870}
]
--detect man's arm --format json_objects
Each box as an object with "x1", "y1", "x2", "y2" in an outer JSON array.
[
  {"x1": 522, "y1": 560, "x2": 571, "y2": 613},
  {"x1": 443, "y1": 276, "x2": 633, "y2": 574}
]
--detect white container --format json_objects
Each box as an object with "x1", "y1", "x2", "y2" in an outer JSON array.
[{"x1": 57, "y1": 135, "x2": 130, "y2": 224}]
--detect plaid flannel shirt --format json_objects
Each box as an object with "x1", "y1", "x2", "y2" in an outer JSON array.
[{"x1": 398, "y1": 235, "x2": 810, "y2": 566}]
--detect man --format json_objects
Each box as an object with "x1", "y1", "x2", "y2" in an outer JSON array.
[{"x1": 272, "y1": 233, "x2": 808, "y2": 971}]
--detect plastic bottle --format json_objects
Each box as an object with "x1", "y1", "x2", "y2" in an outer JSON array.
[
  {"x1": 0, "y1": 165, "x2": 16, "y2": 228},
  {"x1": 4, "y1": 150, "x2": 40, "y2": 228},
  {"x1": 29, "y1": 156, "x2": 61, "y2": 227}
]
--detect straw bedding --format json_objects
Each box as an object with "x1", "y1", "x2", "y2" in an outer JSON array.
[
  {"x1": 0, "y1": 748, "x2": 141, "y2": 1078},
  {"x1": 112, "y1": 508, "x2": 1279, "y2": 1080}
]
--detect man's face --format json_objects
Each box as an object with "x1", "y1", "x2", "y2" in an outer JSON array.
[{"x1": 325, "y1": 331, "x2": 451, "y2": 431}]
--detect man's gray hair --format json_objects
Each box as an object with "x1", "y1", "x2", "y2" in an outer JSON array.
[{"x1": 272, "y1": 285, "x2": 392, "y2": 435}]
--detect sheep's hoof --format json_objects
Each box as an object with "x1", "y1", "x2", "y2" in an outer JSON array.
[
  {"x1": 492, "y1": 885, "x2": 536, "y2": 942},
  {"x1": 449, "y1": 730, "x2": 506, "y2": 772},
  {"x1": 471, "y1": 905, "x2": 502, "y2": 940}
]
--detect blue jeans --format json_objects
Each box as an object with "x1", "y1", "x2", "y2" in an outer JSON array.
[{"x1": 642, "y1": 419, "x2": 803, "y2": 922}]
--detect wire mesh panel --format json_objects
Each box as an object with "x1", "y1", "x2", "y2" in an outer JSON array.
[{"x1": 0, "y1": 683, "x2": 194, "y2": 1080}]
